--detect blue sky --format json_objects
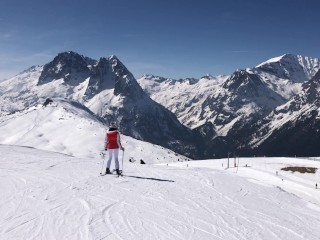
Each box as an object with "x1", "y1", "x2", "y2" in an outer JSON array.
[{"x1": 0, "y1": 0, "x2": 319, "y2": 80}]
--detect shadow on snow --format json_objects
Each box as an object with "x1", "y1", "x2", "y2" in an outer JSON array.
[{"x1": 125, "y1": 175, "x2": 175, "y2": 182}]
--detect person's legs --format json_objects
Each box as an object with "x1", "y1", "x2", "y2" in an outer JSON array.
[
  {"x1": 106, "y1": 150, "x2": 114, "y2": 169},
  {"x1": 114, "y1": 149, "x2": 119, "y2": 169}
]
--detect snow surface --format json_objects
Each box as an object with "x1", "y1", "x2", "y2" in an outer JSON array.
[
  {"x1": 1, "y1": 93, "x2": 320, "y2": 239},
  {"x1": 1, "y1": 146, "x2": 320, "y2": 239},
  {"x1": 169, "y1": 157, "x2": 320, "y2": 206}
]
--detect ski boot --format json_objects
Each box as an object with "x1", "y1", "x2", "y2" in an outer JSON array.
[
  {"x1": 115, "y1": 169, "x2": 122, "y2": 176},
  {"x1": 105, "y1": 168, "x2": 111, "y2": 174}
]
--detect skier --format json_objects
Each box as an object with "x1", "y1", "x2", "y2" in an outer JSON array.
[{"x1": 104, "y1": 122, "x2": 124, "y2": 175}]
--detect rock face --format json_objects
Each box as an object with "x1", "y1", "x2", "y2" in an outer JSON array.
[
  {"x1": 213, "y1": 69, "x2": 286, "y2": 133},
  {"x1": 38, "y1": 51, "x2": 96, "y2": 85}
]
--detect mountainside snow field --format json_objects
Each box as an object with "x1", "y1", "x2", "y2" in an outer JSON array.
[
  {"x1": 1, "y1": 145, "x2": 320, "y2": 240},
  {"x1": 0, "y1": 99, "x2": 188, "y2": 163}
]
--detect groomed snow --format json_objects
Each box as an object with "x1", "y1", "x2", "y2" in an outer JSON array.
[
  {"x1": 1, "y1": 146, "x2": 320, "y2": 240},
  {"x1": 169, "y1": 157, "x2": 320, "y2": 206}
]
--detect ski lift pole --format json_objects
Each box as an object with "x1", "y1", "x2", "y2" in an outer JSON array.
[
  {"x1": 236, "y1": 156, "x2": 240, "y2": 173},
  {"x1": 227, "y1": 152, "x2": 230, "y2": 169}
]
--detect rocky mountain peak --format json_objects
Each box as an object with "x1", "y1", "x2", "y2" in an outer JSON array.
[
  {"x1": 200, "y1": 74, "x2": 215, "y2": 80},
  {"x1": 142, "y1": 74, "x2": 169, "y2": 83},
  {"x1": 107, "y1": 54, "x2": 120, "y2": 61},
  {"x1": 84, "y1": 55, "x2": 146, "y2": 100},
  {"x1": 222, "y1": 69, "x2": 265, "y2": 94},
  {"x1": 38, "y1": 51, "x2": 94, "y2": 85},
  {"x1": 105, "y1": 57, "x2": 146, "y2": 99}
]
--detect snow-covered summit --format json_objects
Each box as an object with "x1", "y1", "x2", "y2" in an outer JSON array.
[
  {"x1": 0, "y1": 51, "x2": 148, "y2": 113},
  {"x1": 256, "y1": 54, "x2": 320, "y2": 83}
]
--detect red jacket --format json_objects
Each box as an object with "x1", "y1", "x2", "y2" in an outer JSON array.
[{"x1": 105, "y1": 130, "x2": 122, "y2": 149}]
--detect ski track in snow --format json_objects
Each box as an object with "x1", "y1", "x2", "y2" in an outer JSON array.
[{"x1": 1, "y1": 146, "x2": 320, "y2": 240}]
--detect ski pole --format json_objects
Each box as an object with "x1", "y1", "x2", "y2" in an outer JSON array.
[
  {"x1": 100, "y1": 151, "x2": 106, "y2": 175},
  {"x1": 121, "y1": 149, "x2": 125, "y2": 173}
]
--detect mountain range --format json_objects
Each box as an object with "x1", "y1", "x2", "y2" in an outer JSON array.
[
  {"x1": 1, "y1": 52, "x2": 320, "y2": 158},
  {"x1": 0, "y1": 51, "x2": 200, "y2": 158},
  {"x1": 138, "y1": 54, "x2": 320, "y2": 157}
]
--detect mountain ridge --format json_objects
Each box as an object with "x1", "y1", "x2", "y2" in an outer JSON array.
[
  {"x1": 0, "y1": 51, "x2": 203, "y2": 159},
  {"x1": 2, "y1": 52, "x2": 320, "y2": 158}
]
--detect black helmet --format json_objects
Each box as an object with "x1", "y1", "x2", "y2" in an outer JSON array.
[{"x1": 110, "y1": 121, "x2": 117, "y2": 128}]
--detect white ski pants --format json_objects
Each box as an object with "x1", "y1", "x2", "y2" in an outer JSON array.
[{"x1": 106, "y1": 149, "x2": 119, "y2": 169}]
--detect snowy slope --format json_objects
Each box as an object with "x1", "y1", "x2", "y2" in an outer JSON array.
[
  {"x1": 0, "y1": 66, "x2": 43, "y2": 114},
  {"x1": 170, "y1": 156, "x2": 320, "y2": 207},
  {"x1": 1, "y1": 146, "x2": 320, "y2": 239},
  {"x1": 0, "y1": 98, "x2": 189, "y2": 163},
  {"x1": 0, "y1": 99, "x2": 101, "y2": 158}
]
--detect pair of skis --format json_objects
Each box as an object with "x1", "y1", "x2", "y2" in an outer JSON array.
[
  {"x1": 99, "y1": 150, "x2": 125, "y2": 177},
  {"x1": 100, "y1": 169, "x2": 123, "y2": 177}
]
